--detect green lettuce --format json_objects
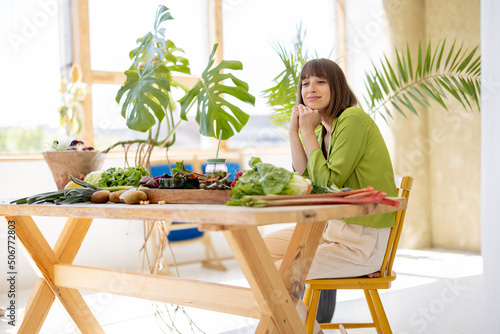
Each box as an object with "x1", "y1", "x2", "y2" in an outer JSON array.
[{"x1": 97, "y1": 166, "x2": 151, "y2": 188}]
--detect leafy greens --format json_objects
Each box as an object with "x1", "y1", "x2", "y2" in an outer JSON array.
[{"x1": 97, "y1": 166, "x2": 151, "y2": 188}]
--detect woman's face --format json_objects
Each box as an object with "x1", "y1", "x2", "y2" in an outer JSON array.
[{"x1": 301, "y1": 76, "x2": 331, "y2": 112}]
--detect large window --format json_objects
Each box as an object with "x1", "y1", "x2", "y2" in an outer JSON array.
[
  {"x1": 1, "y1": 0, "x2": 391, "y2": 154},
  {"x1": 0, "y1": 1, "x2": 62, "y2": 153}
]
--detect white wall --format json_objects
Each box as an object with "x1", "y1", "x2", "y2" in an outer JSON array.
[{"x1": 480, "y1": 0, "x2": 500, "y2": 331}]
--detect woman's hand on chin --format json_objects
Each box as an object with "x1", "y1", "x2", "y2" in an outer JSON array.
[{"x1": 298, "y1": 104, "x2": 322, "y2": 134}]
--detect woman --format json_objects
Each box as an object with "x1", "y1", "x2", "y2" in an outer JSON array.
[{"x1": 264, "y1": 58, "x2": 397, "y2": 332}]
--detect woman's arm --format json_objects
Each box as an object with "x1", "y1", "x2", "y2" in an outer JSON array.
[
  {"x1": 289, "y1": 105, "x2": 308, "y2": 174},
  {"x1": 290, "y1": 104, "x2": 323, "y2": 174},
  {"x1": 298, "y1": 104, "x2": 322, "y2": 153}
]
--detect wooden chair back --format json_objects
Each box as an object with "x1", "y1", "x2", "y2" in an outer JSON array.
[{"x1": 379, "y1": 175, "x2": 413, "y2": 277}]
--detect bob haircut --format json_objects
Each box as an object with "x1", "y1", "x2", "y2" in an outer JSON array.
[{"x1": 297, "y1": 58, "x2": 357, "y2": 119}]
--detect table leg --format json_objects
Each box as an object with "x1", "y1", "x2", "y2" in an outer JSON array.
[
  {"x1": 19, "y1": 278, "x2": 55, "y2": 333},
  {"x1": 7, "y1": 215, "x2": 104, "y2": 334},
  {"x1": 224, "y1": 223, "x2": 324, "y2": 334},
  {"x1": 254, "y1": 221, "x2": 327, "y2": 334}
]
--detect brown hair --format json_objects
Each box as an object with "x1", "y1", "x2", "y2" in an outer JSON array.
[{"x1": 297, "y1": 58, "x2": 357, "y2": 119}]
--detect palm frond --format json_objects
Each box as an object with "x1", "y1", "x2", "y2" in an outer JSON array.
[
  {"x1": 363, "y1": 39, "x2": 481, "y2": 119},
  {"x1": 263, "y1": 23, "x2": 310, "y2": 129}
]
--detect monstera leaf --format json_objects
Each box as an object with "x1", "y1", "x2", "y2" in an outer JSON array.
[
  {"x1": 179, "y1": 44, "x2": 256, "y2": 140},
  {"x1": 129, "y1": 5, "x2": 173, "y2": 68},
  {"x1": 116, "y1": 65, "x2": 171, "y2": 132},
  {"x1": 115, "y1": 5, "x2": 190, "y2": 133}
]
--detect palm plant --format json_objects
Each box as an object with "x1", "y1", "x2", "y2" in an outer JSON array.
[
  {"x1": 364, "y1": 39, "x2": 481, "y2": 120},
  {"x1": 264, "y1": 38, "x2": 481, "y2": 126},
  {"x1": 262, "y1": 24, "x2": 312, "y2": 132},
  {"x1": 104, "y1": 5, "x2": 255, "y2": 167}
]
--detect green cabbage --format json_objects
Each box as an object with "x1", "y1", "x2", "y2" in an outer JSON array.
[{"x1": 280, "y1": 174, "x2": 312, "y2": 195}]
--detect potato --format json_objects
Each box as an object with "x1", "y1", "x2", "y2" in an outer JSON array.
[
  {"x1": 109, "y1": 190, "x2": 127, "y2": 203},
  {"x1": 122, "y1": 190, "x2": 148, "y2": 204},
  {"x1": 91, "y1": 190, "x2": 111, "y2": 203}
]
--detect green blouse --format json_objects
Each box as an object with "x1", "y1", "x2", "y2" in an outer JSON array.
[{"x1": 303, "y1": 107, "x2": 397, "y2": 228}]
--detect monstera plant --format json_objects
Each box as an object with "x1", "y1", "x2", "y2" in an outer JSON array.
[{"x1": 103, "y1": 5, "x2": 255, "y2": 167}]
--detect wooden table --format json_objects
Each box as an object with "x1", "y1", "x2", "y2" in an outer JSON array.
[{"x1": 0, "y1": 198, "x2": 406, "y2": 334}]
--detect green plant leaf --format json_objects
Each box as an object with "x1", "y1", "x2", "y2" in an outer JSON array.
[
  {"x1": 406, "y1": 43, "x2": 414, "y2": 80},
  {"x1": 395, "y1": 48, "x2": 408, "y2": 83},
  {"x1": 179, "y1": 44, "x2": 255, "y2": 140},
  {"x1": 407, "y1": 90, "x2": 428, "y2": 109},
  {"x1": 116, "y1": 65, "x2": 171, "y2": 132},
  {"x1": 263, "y1": 24, "x2": 311, "y2": 129},
  {"x1": 436, "y1": 39, "x2": 446, "y2": 70},
  {"x1": 423, "y1": 40, "x2": 432, "y2": 75},
  {"x1": 362, "y1": 39, "x2": 481, "y2": 118},
  {"x1": 390, "y1": 100, "x2": 406, "y2": 119}
]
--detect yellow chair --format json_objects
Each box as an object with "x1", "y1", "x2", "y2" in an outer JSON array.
[{"x1": 303, "y1": 175, "x2": 413, "y2": 334}]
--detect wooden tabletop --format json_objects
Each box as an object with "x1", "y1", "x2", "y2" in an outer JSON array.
[{"x1": 0, "y1": 197, "x2": 406, "y2": 231}]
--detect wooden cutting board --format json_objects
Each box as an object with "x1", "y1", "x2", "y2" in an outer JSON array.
[{"x1": 143, "y1": 189, "x2": 231, "y2": 204}]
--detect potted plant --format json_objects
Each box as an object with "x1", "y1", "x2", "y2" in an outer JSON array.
[
  {"x1": 103, "y1": 5, "x2": 255, "y2": 169},
  {"x1": 43, "y1": 138, "x2": 106, "y2": 190}
]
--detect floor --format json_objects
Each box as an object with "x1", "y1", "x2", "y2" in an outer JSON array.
[{"x1": 0, "y1": 248, "x2": 482, "y2": 334}]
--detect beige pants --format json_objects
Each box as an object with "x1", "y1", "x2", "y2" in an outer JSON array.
[
  {"x1": 264, "y1": 220, "x2": 390, "y2": 334},
  {"x1": 264, "y1": 220, "x2": 391, "y2": 279}
]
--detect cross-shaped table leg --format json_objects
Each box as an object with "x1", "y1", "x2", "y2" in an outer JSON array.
[{"x1": 5, "y1": 215, "x2": 104, "y2": 333}]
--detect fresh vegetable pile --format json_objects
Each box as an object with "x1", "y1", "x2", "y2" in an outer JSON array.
[{"x1": 226, "y1": 157, "x2": 312, "y2": 206}]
